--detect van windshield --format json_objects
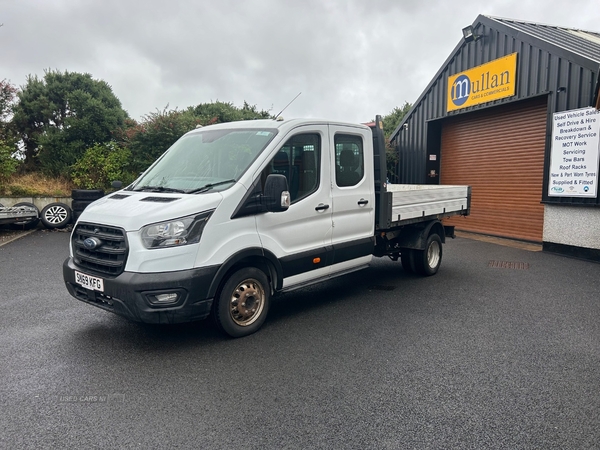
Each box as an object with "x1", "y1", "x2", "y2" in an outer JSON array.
[{"x1": 131, "y1": 128, "x2": 277, "y2": 193}]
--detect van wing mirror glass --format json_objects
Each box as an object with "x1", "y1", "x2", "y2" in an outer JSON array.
[{"x1": 263, "y1": 174, "x2": 290, "y2": 212}]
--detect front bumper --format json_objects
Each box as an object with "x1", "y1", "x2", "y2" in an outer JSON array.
[{"x1": 63, "y1": 257, "x2": 218, "y2": 324}]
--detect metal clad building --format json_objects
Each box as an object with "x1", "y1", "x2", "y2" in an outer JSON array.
[{"x1": 390, "y1": 15, "x2": 600, "y2": 259}]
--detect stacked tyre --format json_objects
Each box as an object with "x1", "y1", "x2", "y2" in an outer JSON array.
[{"x1": 72, "y1": 189, "x2": 105, "y2": 223}]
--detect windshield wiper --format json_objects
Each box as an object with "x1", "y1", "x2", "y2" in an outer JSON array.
[
  {"x1": 133, "y1": 186, "x2": 186, "y2": 193},
  {"x1": 187, "y1": 179, "x2": 236, "y2": 194}
]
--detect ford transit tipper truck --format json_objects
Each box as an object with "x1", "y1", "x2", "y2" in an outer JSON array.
[{"x1": 63, "y1": 116, "x2": 471, "y2": 337}]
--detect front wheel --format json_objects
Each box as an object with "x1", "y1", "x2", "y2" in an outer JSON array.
[
  {"x1": 413, "y1": 233, "x2": 443, "y2": 276},
  {"x1": 213, "y1": 267, "x2": 270, "y2": 338}
]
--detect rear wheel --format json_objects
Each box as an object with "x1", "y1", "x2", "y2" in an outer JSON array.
[
  {"x1": 413, "y1": 233, "x2": 442, "y2": 276},
  {"x1": 214, "y1": 267, "x2": 270, "y2": 338}
]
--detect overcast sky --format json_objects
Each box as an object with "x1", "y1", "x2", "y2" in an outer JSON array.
[{"x1": 1, "y1": 0, "x2": 599, "y2": 123}]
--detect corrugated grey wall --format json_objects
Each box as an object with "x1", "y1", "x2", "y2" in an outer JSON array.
[{"x1": 391, "y1": 16, "x2": 599, "y2": 192}]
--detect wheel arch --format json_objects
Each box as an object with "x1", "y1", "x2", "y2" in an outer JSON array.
[
  {"x1": 428, "y1": 221, "x2": 446, "y2": 244},
  {"x1": 207, "y1": 248, "x2": 282, "y2": 299},
  {"x1": 394, "y1": 219, "x2": 445, "y2": 250}
]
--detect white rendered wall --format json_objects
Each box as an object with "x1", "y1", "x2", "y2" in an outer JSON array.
[{"x1": 543, "y1": 205, "x2": 600, "y2": 249}]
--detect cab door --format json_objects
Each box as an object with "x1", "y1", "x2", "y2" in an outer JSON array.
[
  {"x1": 328, "y1": 125, "x2": 375, "y2": 274},
  {"x1": 255, "y1": 126, "x2": 333, "y2": 289}
]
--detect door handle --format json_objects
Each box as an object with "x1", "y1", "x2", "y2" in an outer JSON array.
[
  {"x1": 358, "y1": 198, "x2": 369, "y2": 206},
  {"x1": 315, "y1": 203, "x2": 330, "y2": 211}
]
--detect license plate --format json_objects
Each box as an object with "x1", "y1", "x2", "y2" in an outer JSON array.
[{"x1": 75, "y1": 271, "x2": 104, "y2": 292}]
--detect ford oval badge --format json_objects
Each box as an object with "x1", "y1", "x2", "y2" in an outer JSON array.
[{"x1": 83, "y1": 237, "x2": 101, "y2": 250}]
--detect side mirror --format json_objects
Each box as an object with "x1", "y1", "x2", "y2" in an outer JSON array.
[
  {"x1": 263, "y1": 174, "x2": 290, "y2": 212},
  {"x1": 111, "y1": 180, "x2": 123, "y2": 189}
]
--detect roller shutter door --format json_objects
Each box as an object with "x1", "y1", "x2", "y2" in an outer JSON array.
[{"x1": 441, "y1": 97, "x2": 547, "y2": 242}]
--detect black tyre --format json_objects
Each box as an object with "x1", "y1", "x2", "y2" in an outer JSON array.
[
  {"x1": 400, "y1": 249, "x2": 416, "y2": 273},
  {"x1": 72, "y1": 200, "x2": 94, "y2": 212},
  {"x1": 9, "y1": 202, "x2": 40, "y2": 230},
  {"x1": 73, "y1": 210, "x2": 84, "y2": 223},
  {"x1": 40, "y1": 202, "x2": 72, "y2": 229},
  {"x1": 71, "y1": 189, "x2": 104, "y2": 201},
  {"x1": 413, "y1": 233, "x2": 443, "y2": 276},
  {"x1": 213, "y1": 267, "x2": 270, "y2": 338}
]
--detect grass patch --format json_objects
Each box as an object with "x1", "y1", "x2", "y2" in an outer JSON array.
[{"x1": 0, "y1": 173, "x2": 74, "y2": 197}]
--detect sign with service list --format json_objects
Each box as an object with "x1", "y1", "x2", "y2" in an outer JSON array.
[{"x1": 548, "y1": 107, "x2": 600, "y2": 197}]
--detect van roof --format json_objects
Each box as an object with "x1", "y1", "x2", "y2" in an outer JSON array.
[{"x1": 187, "y1": 118, "x2": 370, "y2": 134}]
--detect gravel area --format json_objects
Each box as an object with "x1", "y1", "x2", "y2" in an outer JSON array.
[{"x1": 0, "y1": 227, "x2": 30, "y2": 246}]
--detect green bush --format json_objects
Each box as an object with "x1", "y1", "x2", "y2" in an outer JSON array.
[
  {"x1": 0, "y1": 141, "x2": 19, "y2": 188},
  {"x1": 71, "y1": 142, "x2": 136, "y2": 190}
]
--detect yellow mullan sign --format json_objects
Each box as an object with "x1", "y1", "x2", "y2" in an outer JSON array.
[{"x1": 447, "y1": 53, "x2": 518, "y2": 112}]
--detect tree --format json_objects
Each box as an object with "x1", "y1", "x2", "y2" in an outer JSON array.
[
  {"x1": 123, "y1": 101, "x2": 271, "y2": 173},
  {"x1": 192, "y1": 100, "x2": 271, "y2": 124},
  {"x1": 119, "y1": 108, "x2": 201, "y2": 173},
  {"x1": 12, "y1": 70, "x2": 128, "y2": 175},
  {"x1": 381, "y1": 102, "x2": 412, "y2": 182},
  {"x1": 0, "y1": 79, "x2": 17, "y2": 123},
  {"x1": 0, "y1": 79, "x2": 19, "y2": 186},
  {"x1": 0, "y1": 141, "x2": 18, "y2": 188},
  {"x1": 381, "y1": 102, "x2": 412, "y2": 139},
  {"x1": 0, "y1": 79, "x2": 18, "y2": 145}
]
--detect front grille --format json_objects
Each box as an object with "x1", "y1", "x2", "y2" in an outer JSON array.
[{"x1": 72, "y1": 223, "x2": 128, "y2": 276}]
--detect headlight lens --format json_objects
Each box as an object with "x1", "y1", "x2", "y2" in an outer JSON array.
[{"x1": 141, "y1": 210, "x2": 214, "y2": 249}]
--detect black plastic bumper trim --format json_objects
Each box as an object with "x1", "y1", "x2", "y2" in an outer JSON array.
[{"x1": 63, "y1": 258, "x2": 219, "y2": 324}]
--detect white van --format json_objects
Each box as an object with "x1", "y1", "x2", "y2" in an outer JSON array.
[{"x1": 63, "y1": 116, "x2": 470, "y2": 337}]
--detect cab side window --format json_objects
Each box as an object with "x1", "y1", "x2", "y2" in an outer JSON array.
[
  {"x1": 335, "y1": 134, "x2": 364, "y2": 187},
  {"x1": 261, "y1": 134, "x2": 320, "y2": 203}
]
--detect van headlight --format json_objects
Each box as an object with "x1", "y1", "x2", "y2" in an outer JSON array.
[{"x1": 141, "y1": 210, "x2": 214, "y2": 249}]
